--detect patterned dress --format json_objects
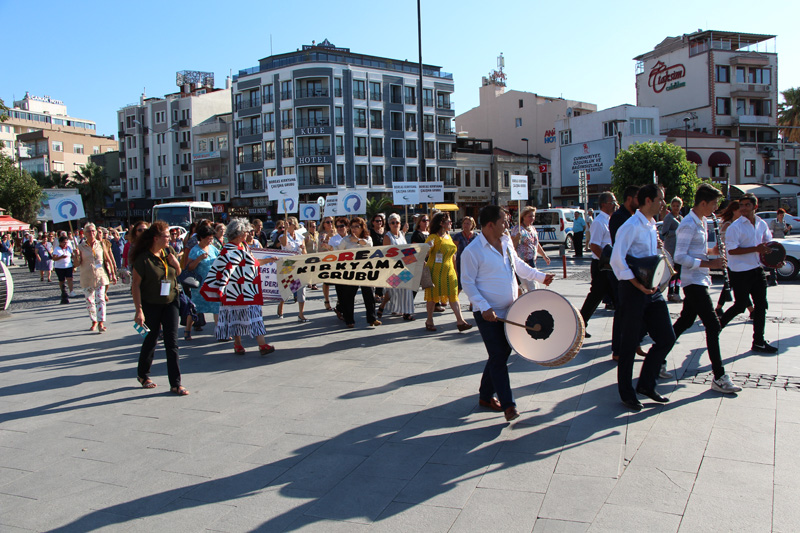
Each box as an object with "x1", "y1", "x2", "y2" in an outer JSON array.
[
  {"x1": 424, "y1": 233, "x2": 459, "y2": 304},
  {"x1": 188, "y1": 244, "x2": 220, "y2": 314},
  {"x1": 385, "y1": 231, "x2": 415, "y2": 315}
]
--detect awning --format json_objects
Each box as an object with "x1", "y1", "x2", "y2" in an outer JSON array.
[
  {"x1": 730, "y1": 184, "x2": 780, "y2": 198},
  {"x1": 708, "y1": 151, "x2": 732, "y2": 167},
  {"x1": 0, "y1": 215, "x2": 31, "y2": 232},
  {"x1": 433, "y1": 203, "x2": 459, "y2": 211},
  {"x1": 686, "y1": 151, "x2": 702, "y2": 165}
]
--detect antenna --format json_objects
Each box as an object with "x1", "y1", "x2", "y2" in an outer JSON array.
[{"x1": 488, "y1": 52, "x2": 506, "y2": 87}]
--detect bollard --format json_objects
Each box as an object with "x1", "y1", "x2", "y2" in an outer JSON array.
[{"x1": 559, "y1": 244, "x2": 567, "y2": 278}]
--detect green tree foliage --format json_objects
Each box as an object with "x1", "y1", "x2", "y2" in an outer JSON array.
[
  {"x1": 778, "y1": 88, "x2": 800, "y2": 143},
  {"x1": 31, "y1": 170, "x2": 75, "y2": 189},
  {"x1": 0, "y1": 154, "x2": 43, "y2": 223},
  {"x1": 0, "y1": 98, "x2": 8, "y2": 151},
  {"x1": 610, "y1": 142, "x2": 702, "y2": 206},
  {"x1": 73, "y1": 162, "x2": 111, "y2": 219},
  {"x1": 366, "y1": 195, "x2": 394, "y2": 220}
]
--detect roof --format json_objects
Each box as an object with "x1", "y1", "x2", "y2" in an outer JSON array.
[
  {"x1": 634, "y1": 30, "x2": 776, "y2": 61},
  {"x1": 764, "y1": 183, "x2": 800, "y2": 196},
  {"x1": 665, "y1": 129, "x2": 730, "y2": 139}
]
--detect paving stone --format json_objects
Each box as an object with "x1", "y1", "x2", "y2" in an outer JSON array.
[
  {"x1": 679, "y1": 492, "x2": 772, "y2": 532},
  {"x1": 267, "y1": 450, "x2": 366, "y2": 495},
  {"x1": 606, "y1": 465, "x2": 694, "y2": 515},
  {"x1": 371, "y1": 501, "x2": 460, "y2": 532},
  {"x1": 587, "y1": 504, "x2": 680, "y2": 532},
  {"x1": 449, "y1": 487, "x2": 542, "y2": 533},
  {"x1": 704, "y1": 426, "x2": 774, "y2": 465},
  {"x1": 532, "y1": 518, "x2": 590, "y2": 532},
  {"x1": 306, "y1": 473, "x2": 407, "y2": 523},
  {"x1": 394, "y1": 463, "x2": 487, "y2": 509},
  {"x1": 538, "y1": 474, "x2": 616, "y2": 523}
]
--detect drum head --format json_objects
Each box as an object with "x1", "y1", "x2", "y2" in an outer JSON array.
[
  {"x1": 761, "y1": 241, "x2": 786, "y2": 268},
  {"x1": 656, "y1": 250, "x2": 672, "y2": 292},
  {"x1": 505, "y1": 289, "x2": 582, "y2": 365}
]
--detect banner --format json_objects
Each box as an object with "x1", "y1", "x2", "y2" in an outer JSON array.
[
  {"x1": 560, "y1": 138, "x2": 615, "y2": 187},
  {"x1": 267, "y1": 174, "x2": 299, "y2": 214},
  {"x1": 339, "y1": 191, "x2": 366, "y2": 215},
  {"x1": 419, "y1": 181, "x2": 444, "y2": 203},
  {"x1": 251, "y1": 249, "x2": 299, "y2": 301},
  {"x1": 323, "y1": 194, "x2": 339, "y2": 218},
  {"x1": 49, "y1": 194, "x2": 86, "y2": 223},
  {"x1": 510, "y1": 174, "x2": 528, "y2": 200},
  {"x1": 39, "y1": 189, "x2": 79, "y2": 221},
  {"x1": 299, "y1": 203, "x2": 320, "y2": 221},
  {"x1": 392, "y1": 183, "x2": 419, "y2": 206},
  {"x1": 275, "y1": 243, "x2": 431, "y2": 300}
]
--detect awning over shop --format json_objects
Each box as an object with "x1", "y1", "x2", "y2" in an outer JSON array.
[
  {"x1": 686, "y1": 151, "x2": 703, "y2": 165},
  {"x1": 708, "y1": 151, "x2": 732, "y2": 167},
  {"x1": 0, "y1": 215, "x2": 31, "y2": 232},
  {"x1": 433, "y1": 203, "x2": 459, "y2": 211},
  {"x1": 730, "y1": 184, "x2": 780, "y2": 198},
  {"x1": 764, "y1": 183, "x2": 800, "y2": 196}
]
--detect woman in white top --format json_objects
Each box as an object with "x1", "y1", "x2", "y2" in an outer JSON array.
[
  {"x1": 382, "y1": 213, "x2": 416, "y2": 320},
  {"x1": 318, "y1": 216, "x2": 336, "y2": 310},
  {"x1": 277, "y1": 217, "x2": 308, "y2": 322}
]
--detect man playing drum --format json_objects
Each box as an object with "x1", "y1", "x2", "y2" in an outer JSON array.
[
  {"x1": 672, "y1": 184, "x2": 741, "y2": 394},
  {"x1": 610, "y1": 184, "x2": 675, "y2": 411},
  {"x1": 718, "y1": 193, "x2": 777, "y2": 353},
  {"x1": 461, "y1": 205, "x2": 555, "y2": 422}
]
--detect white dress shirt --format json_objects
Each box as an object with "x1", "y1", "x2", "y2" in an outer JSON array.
[
  {"x1": 461, "y1": 233, "x2": 547, "y2": 319},
  {"x1": 588, "y1": 210, "x2": 612, "y2": 260},
  {"x1": 610, "y1": 211, "x2": 658, "y2": 281},
  {"x1": 724, "y1": 215, "x2": 772, "y2": 272},
  {"x1": 674, "y1": 210, "x2": 710, "y2": 287}
]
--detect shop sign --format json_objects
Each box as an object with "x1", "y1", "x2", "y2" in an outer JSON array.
[
  {"x1": 648, "y1": 61, "x2": 686, "y2": 93},
  {"x1": 544, "y1": 129, "x2": 556, "y2": 144}
]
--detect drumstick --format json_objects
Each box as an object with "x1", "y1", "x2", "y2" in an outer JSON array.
[{"x1": 498, "y1": 317, "x2": 543, "y2": 333}]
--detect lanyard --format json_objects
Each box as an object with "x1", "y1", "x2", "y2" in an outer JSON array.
[{"x1": 158, "y1": 251, "x2": 169, "y2": 278}]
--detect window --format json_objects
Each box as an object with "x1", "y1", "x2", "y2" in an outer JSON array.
[
  {"x1": 405, "y1": 140, "x2": 417, "y2": 158},
  {"x1": 715, "y1": 65, "x2": 730, "y2": 83},
  {"x1": 281, "y1": 109, "x2": 292, "y2": 129},
  {"x1": 423, "y1": 88, "x2": 434, "y2": 107},
  {"x1": 52, "y1": 141, "x2": 63, "y2": 152},
  {"x1": 735, "y1": 66, "x2": 746, "y2": 83},
  {"x1": 423, "y1": 114, "x2": 434, "y2": 133},
  {"x1": 749, "y1": 99, "x2": 772, "y2": 117},
  {"x1": 519, "y1": 99, "x2": 524, "y2": 108},
  {"x1": 736, "y1": 98, "x2": 747, "y2": 115},
  {"x1": 628, "y1": 119, "x2": 653, "y2": 135},
  {"x1": 353, "y1": 79, "x2": 366, "y2": 100},
  {"x1": 372, "y1": 165, "x2": 384, "y2": 185},
  {"x1": 749, "y1": 68, "x2": 770, "y2": 85},
  {"x1": 52, "y1": 161, "x2": 65, "y2": 172},
  {"x1": 336, "y1": 136, "x2": 344, "y2": 155},
  {"x1": 603, "y1": 121, "x2": 619, "y2": 138},
  {"x1": 391, "y1": 112, "x2": 403, "y2": 131},
  {"x1": 716, "y1": 97, "x2": 731, "y2": 115},
  {"x1": 354, "y1": 137, "x2": 367, "y2": 156},
  {"x1": 370, "y1": 110, "x2": 382, "y2": 129},
  {"x1": 744, "y1": 159, "x2": 756, "y2": 177},
  {"x1": 786, "y1": 160, "x2": 798, "y2": 177},
  {"x1": 405, "y1": 113, "x2": 417, "y2": 132},
  {"x1": 264, "y1": 141, "x2": 275, "y2": 160},
  {"x1": 263, "y1": 84, "x2": 274, "y2": 104},
  {"x1": 484, "y1": 170, "x2": 490, "y2": 188},
  {"x1": 354, "y1": 108, "x2": 366, "y2": 128},
  {"x1": 371, "y1": 137, "x2": 383, "y2": 157},
  {"x1": 283, "y1": 166, "x2": 294, "y2": 175},
  {"x1": 455, "y1": 169, "x2": 461, "y2": 186},
  {"x1": 424, "y1": 141, "x2": 435, "y2": 159},
  {"x1": 283, "y1": 138, "x2": 294, "y2": 158},
  {"x1": 74, "y1": 144, "x2": 84, "y2": 154},
  {"x1": 264, "y1": 112, "x2": 275, "y2": 132},
  {"x1": 465, "y1": 170, "x2": 471, "y2": 187},
  {"x1": 280, "y1": 80, "x2": 292, "y2": 100},
  {"x1": 560, "y1": 130, "x2": 572, "y2": 144},
  {"x1": 404, "y1": 86, "x2": 416, "y2": 105},
  {"x1": 717, "y1": 129, "x2": 732, "y2": 137},
  {"x1": 335, "y1": 107, "x2": 343, "y2": 127},
  {"x1": 392, "y1": 166, "x2": 404, "y2": 182},
  {"x1": 406, "y1": 166, "x2": 418, "y2": 181},
  {"x1": 436, "y1": 92, "x2": 451, "y2": 109},
  {"x1": 503, "y1": 171, "x2": 510, "y2": 188},
  {"x1": 390, "y1": 85, "x2": 402, "y2": 104},
  {"x1": 355, "y1": 165, "x2": 368, "y2": 185},
  {"x1": 334, "y1": 78, "x2": 342, "y2": 97},
  {"x1": 337, "y1": 164, "x2": 345, "y2": 185},
  {"x1": 515, "y1": 118, "x2": 523, "y2": 128},
  {"x1": 438, "y1": 117, "x2": 452, "y2": 135},
  {"x1": 392, "y1": 139, "x2": 404, "y2": 158},
  {"x1": 369, "y1": 82, "x2": 381, "y2": 101}
]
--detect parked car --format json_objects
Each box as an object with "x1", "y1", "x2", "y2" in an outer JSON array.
[
  {"x1": 757, "y1": 211, "x2": 800, "y2": 235},
  {"x1": 774, "y1": 238, "x2": 800, "y2": 281},
  {"x1": 533, "y1": 208, "x2": 584, "y2": 250}
]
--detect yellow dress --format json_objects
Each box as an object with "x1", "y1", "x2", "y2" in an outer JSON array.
[{"x1": 424, "y1": 233, "x2": 459, "y2": 303}]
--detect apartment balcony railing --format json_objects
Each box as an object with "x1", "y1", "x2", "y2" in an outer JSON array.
[
  {"x1": 334, "y1": 88, "x2": 342, "y2": 97},
  {"x1": 237, "y1": 153, "x2": 263, "y2": 164},
  {"x1": 369, "y1": 92, "x2": 381, "y2": 102},
  {"x1": 179, "y1": 141, "x2": 190, "y2": 149},
  {"x1": 281, "y1": 119, "x2": 293, "y2": 129},
  {"x1": 280, "y1": 91, "x2": 292, "y2": 100},
  {"x1": 438, "y1": 127, "x2": 455, "y2": 135},
  {"x1": 354, "y1": 146, "x2": 368, "y2": 156},
  {"x1": 335, "y1": 117, "x2": 344, "y2": 127},
  {"x1": 264, "y1": 150, "x2": 276, "y2": 160},
  {"x1": 439, "y1": 152, "x2": 455, "y2": 160},
  {"x1": 296, "y1": 146, "x2": 331, "y2": 157},
  {"x1": 405, "y1": 96, "x2": 416, "y2": 105},
  {"x1": 353, "y1": 90, "x2": 366, "y2": 100},
  {"x1": 283, "y1": 148, "x2": 294, "y2": 158},
  {"x1": 235, "y1": 98, "x2": 261, "y2": 111},
  {"x1": 423, "y1": 98, "x2": 434, "y2": 107},
  {"x1": 237, "y1": 125, "x2": 262, "y2": 137},
  {"x1": 354, "y1": 119, "x2": 367, "y2": 128},
  {"x1": 296, "y1": 88, "x2": 329, "y2": 98},
  {"x1": 264, "y1": 123, "x2": 275, "y2": 132},
  {"x1": 237, "y1": 180, "x2": 264, "y2": 194},
  {"x1": 296, "y1": 117, "x2": 330, "y2": 128},
  {"x1": 336, "y1": 146, "x2": 345, "y2": 155},
  {"x1": 437, "y1": 100, "x2": 453, "y2": 110}
]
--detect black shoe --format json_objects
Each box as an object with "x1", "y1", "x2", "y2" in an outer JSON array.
[
  {"x1": 636, "y1": 386, "x2": 670, "y2": 403},
  {"x1": 621, "y1": 398, "x2": 643, "y2": 411},
  {"x1": 752, "y1": 341, "x2": 778, "y2": 353},
  {"x1": 584, "y1": 331, "x2": 592, "y2": 339}
]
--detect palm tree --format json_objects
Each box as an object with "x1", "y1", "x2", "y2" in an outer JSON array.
[
  {"x1": 366, "y1": 195, "x2": 394, "y2": 220},
  {"x1": 73, "y1": 162, "x2": 111, "y2": 219},
  {"x1": 778, "y1": 88, "x2": 800, "y2": 143}
]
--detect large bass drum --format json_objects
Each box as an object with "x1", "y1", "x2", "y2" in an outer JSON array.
[{"x1": 504, "y1": 289, "x2": 585, "y2": 367}]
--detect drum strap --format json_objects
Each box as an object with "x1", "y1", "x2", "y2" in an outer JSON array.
[{"x1": 506, "y1": 244, "x2": 516, "y2": 278}]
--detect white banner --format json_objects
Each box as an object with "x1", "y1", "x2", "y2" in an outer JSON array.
[
  {"x1": 48, "y1": 194, "x2": 86, "y2": 223},
  {"x1": 510, "y1": 174, "x2": 528, "y2": 200},
  {"x1": 323, "y1": 195, "x2": 339, "y2": 218},
  {"x1": 339, "y1": 191, "x2": 367, "y2": 215},
  {"x1": 392, "y1": 183, "x2": 419, "y2": 206},
  {"x1": 560, "y1": 138, "x2": 615, "y2": 187},
  {"x1": 419, "y1": 181, "x2": 444, "y2": 203},
  {"x1": 267, "y1": 174, "x2": 299, "y2": 214},
  {"x1": 251, "y1": 249, "x2": 299, "y2": 301},
  {"x1": 299, "y1": 203, "x2": 320, "y2": 221}
]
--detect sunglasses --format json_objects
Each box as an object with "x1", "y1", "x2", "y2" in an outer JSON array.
[
  {"x1": 336, "y1": 224, "x2": 346, "y2": 228},
  {"x1": 421, "y1": 219, "x2": 429, "y2": 222},
  {"x1": 389, "y1": 220, "x2": 400, "y2": 224},
  {"x1": 136, "y1": 228, "x2": 146, "y2": 232}
]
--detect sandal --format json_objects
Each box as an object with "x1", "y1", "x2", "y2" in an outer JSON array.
[
  {"x1": 89, "y1": 322, "x2": 97, "y2": 331},
  {"x1": 403, "y1": 314, "x2": 416, "y2": 321},
  {"x1": 457, "y1": 322, "x2": 473, "y2": 332},
  {"x1": 233, "y1": 344, "x2": 246, "y2": 355},
  {"x1": 98, "y1": 323, "x2": 107, "y2": 332},
  {"x1": 184, "y1": 331, "x2": 192, "y2": 341},
  {"x1": 377, "y1": 306, "x2": 385, "y2": 319},
  {"x1": 170, "y1": 386, "x2": 190, "y2": 396},
  {"x1": 325, "y1": 300, "x2": 332, "y2": 311},
  {"x1": 137, "y1": 376, "x2": 157, "y2": 389},
  {"x1": 425, "y1": 321, "x2": 437, "y2": 332},
  {"x1": 259, "y1": 344, "x2": 276, "y2": 356}
]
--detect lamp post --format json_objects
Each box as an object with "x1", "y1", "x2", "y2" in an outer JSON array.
[
  {"x1": 521, "y1": 137, "x2": 530, "y2": 204},
  {"x1": 683, "y1": 116, "x2": 690, "y2": 152}
]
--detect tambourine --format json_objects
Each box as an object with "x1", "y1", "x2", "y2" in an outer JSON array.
[
  {"x1": 760, "y1": 240, "x2": 786, "y2": 269},
  {"x1": 503, "y1": 289, "x2": 585, "y2": 367}
]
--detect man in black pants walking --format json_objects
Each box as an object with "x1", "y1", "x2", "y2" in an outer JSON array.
[{"x1": 579, "y1": 191, "x2": 617, "y2": 337}]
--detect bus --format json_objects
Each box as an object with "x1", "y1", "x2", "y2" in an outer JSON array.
[{"x1": 151, "y1": 201, "x2": 213, "y2": 230}]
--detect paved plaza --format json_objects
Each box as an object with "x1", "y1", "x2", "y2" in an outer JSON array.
[{"x1": 1, "y1": 252, "x2": 799, "y2": 532}]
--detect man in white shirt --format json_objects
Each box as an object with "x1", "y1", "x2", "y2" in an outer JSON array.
[
  {"x1": 461, "y1": 205, "x2": 554, "y2": 422},
  {"x1": 672, "y1": 184, "x2": 741, "y2": 393},
  {"x1": 718, "y1": 193, "x2": 776, "y2": 353},
  {"x1": 578, "y1": 191, "x2": 617, "y2": 335},
  {"x1": 610, "y1": 184, "x2": 675, "y2": 411}
]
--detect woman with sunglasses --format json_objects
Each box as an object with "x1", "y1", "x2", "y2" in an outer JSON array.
[
  {"x1": 76, "y1": 223, "x2": 117, "y2": 332},
  {"x1": 277, "y1": 217, "x2": 309, "y2": 322},
  {"x1": 424, "y1": 212, "x2": 472, "y2": 332},
  {"x1": 336, "y1": 217, "x2": 381, "y2": 328},
  {"x1": 382, "y1": 213, "x2": 415, "y2": 320},
  {"x1": 318, "y1": 216, "x2": 336, "y2": 310},
  {"x1": 123, "y1": 220, "x2": 149, "y2": 269},
  {"x1": 328, "y1": 217, "x2": 350, "y2": 318}
]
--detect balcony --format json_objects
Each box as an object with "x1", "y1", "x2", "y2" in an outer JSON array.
[
  {"x1": 296, "y1": 117, "x2": 330, "y2": 128},
  {"x1": 180, "y1": 163, "x2": 190, "y2": 171},
  {"x1": 299, "y1": 175, "x2": 334, "y2": 188},
  {"x1": 735, "y1": 115, "x2": 771, "y2": 126},
  {"x1": 194, "y1": 121, "x2": 228, "y2": 135},
  {"x1": 353, "y1": 90, "x2": 366, "y2": 100},
  {"x1": 283, "y1": 148, "x2": 294, "y2": 158},
  {"x1": 730, "y1": 54, "x2": 771, "y2": 67},
  {"x1": 438, "y1": 127, "x2": 455, "y2": 136},
  {"x1": 730, "y1": 83, "x2": 772, "y2": 98},
  {"x1": 296, "y1": 88, "x2": 329, "y2": 98},
  {"x1": 437, "y1": 100, "x2": 453, "y2": 110},
  {"x1": 235, "y1": 98, "x2": 261, "y2": 111},
  {"x1": 178, "y1": 119, "x2": 189, "y2": 127},
  {"x1": 237, "y1": 125, "x2": 263, "y2": 137},
  {"x1": 194, "y1": 176, "x2": 230, "y2": 186},
  {"x1": 280, "y1": 90, "x2": 292, "y2": 100},
  {"x1": 180, "y1": 141, "x2": 190, "y2": 149},
  {"x1": 439, "y1": 152, "x2": 455, "y2": 160},
  {"x1": 237, "y1": 153, "x2": 263, "y2": 164},
  {"x1": 296, "y1": 146, "x2": 331, "y2": 157},
  {"x1": 237, "y1": 180, "x2": 265, "y2": 195},
  {"x1": 281, "y1": 119, "x2": 293, "y2": 129}
]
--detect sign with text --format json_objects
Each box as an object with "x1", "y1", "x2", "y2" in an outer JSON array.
[
  {"x1": 48, "y1": 194, "x2": 86, "y2": 223},
  {"x1": 392, "y1": 183, "x2": 419, "y2": 206},
  {"x1": 418, "y1": 181, "x2": 444, "y2": 203},
  {"x1": 267, "y1": 174, "x2": 299, "y2": 214},
  {"x1": 560, "y1": 138, "x2": 615, "y2": 188},
  {"x1": 251, "y1": 249, "x2": 299, "y2": 301},
  {"x1": 323, "y1": 195, "x2": 339, "y2": 218},
  {"x1": 339, "y1": 191, "x2": 367, "y2": 215},
  {"x1": 38, "y1": 189, "x2": 80, "y2": 221},
  {"x1": 509, "y1": 174, "x2": 528, "y2": 200},
  {"x1": 298, "y1": 203, "x2": 320, "y2": 221}
]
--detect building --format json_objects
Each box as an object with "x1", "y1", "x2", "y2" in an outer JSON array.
[
  {"x1": 664, "y1": 128, "x2": 738, "y2": 188},
  {"x1": 551, "y1": 104, "x2": 666, "y2": 207},
  {"x1": 1, "y1": 93, "x2": 113, "y2": 173},
  {"x1": 192, "y1": 113, "x2": 234, "y2": 216},
  {"x1": 634, "y1": 30, "x2": 799, "y2": 187},
  {"x1": 454, "y1": 70, "x2": 596, "y2": 164},
  {"x1": 231, "y1": 39, "x2": 457, "y2": 218},
  {"x1": 116, "y1": 71, "x2": 231, "y2": 219}
]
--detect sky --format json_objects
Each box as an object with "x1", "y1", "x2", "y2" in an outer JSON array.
[{"x1": 2, "y1": 0, "x2": 798, "y2": 138}]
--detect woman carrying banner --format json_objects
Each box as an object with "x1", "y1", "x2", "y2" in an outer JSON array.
[
  {"x1": 200, "y1": 218, "x2": 277, "y2": 355},
  {"x1": 382, "y1": 213, "x2": 415, "y2": 320},
  {"x1": 329, "y1": 216, "x2": 350, "y2": 320},
  {"x1": 424, "y1": 212, "x2": 472, "y2": 333},
  {"x1": 277, "y1": 216, "x2": 309, "y2": 322},
  {"x1": 318, "y1": 216, "x2": 336, "y2": 310},
  {"x1": 336, "y1": 217, "x2": 381, "y2": 328}
]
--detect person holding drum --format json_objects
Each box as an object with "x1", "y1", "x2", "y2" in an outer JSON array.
[
  {"x1": 610, "y1": 184, "x2": 675, "y2": 411},
  {"x1": 461, "y1": 205, "x2": 554, "y2": 422},
  {"x1": 718, "y1": 193, "x2": 777, "y2": 353}
]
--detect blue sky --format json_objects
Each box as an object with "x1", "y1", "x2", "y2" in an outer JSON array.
[{"x1": 2, "y1": 0, "x2": 797, "y2": 138}]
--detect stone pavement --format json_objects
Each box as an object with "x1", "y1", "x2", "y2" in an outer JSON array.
[{"x1": 0, "y1": 254, "x2": 799, "y2": 532}]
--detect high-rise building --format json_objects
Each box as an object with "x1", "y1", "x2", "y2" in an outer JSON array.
[
  {"x1": 231, "y1": 39, "x2": 457, "y2": 216},
  {"x1": 192, "y1": 113, "x2": 233, "y2": 212}
]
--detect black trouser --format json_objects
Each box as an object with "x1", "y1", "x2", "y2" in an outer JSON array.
[
  {"x1": 25, "y1": 255, "x2": 35, "y2": 272},
  {"x1": 673, "y1": 284, "x2": 724, "y2": 379},
  {"x1": 573, "y1": 231, "x2": 584, "y2": 257},
  {"x1": 720, "y1": 267, "x2": 768, "y2": 344},
  {"x1": 474, "y1": 312, "x2": 515, "y2": 410},
  {"x1": 580, "y1": 259, "x2": 616, "y2": 327},
  {"x1": 616, "y1": 280, "x2": 675, "y2": 401},
  {"x1": 138, "y1": 299, "x2": 181, "y2": 388},
  {"x1": 337, "y1": 285, "x2": 376, "y2": 326}
]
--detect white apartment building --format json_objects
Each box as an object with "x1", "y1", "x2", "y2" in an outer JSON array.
[
  {"x1": 634, "y1": 30, "x2": 798, "y2": 186},
  {"x1": 192, "y1": 113, "x2": 233, "y2": 212},
  {"x1": 551, "y1": 105, "x2": 666, "y2": 206}
]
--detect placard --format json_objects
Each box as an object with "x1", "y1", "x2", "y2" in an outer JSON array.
[
  {"x1": 339, "y1": 191, "x2": 367, "y2": 215},
  {"x1": 251, "y1": 249, "x2": 299, "y2": 301},
  {"x1": 418, "y1": 181, "x2": 444, "y2": 203},
  {"x1": 392, "y1": 183, "x2": 419, "y2": 206},
  {"x1": 323, "y1": 195, "x2": 339, "y2": 218},
  {"x1": 266, "y1": 174, "x2": 299, "y2": 214},
  {"x1": 510, "y1": 174, "x2": 529, "y2": 201},
  {"x1": 299, "y1": 203, "x2": 320, "y2": 221},
  {"x1": 48, "y1": 194, "x2": 86, "y2": 223}
]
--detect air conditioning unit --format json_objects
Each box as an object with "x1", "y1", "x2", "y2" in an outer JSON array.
[{"x1": 764, "y1": 173, "x2": 773, "y2": 183}]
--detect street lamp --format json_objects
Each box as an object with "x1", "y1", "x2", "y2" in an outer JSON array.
[
  {"x1": 683, "y1": 116, "x2": 691, "y2": 152},
  {"x1": 521, "y1": 137, "x2": 530, "y2": 204}
]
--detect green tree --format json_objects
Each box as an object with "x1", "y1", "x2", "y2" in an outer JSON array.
[
  {"x1": 366, "y1": 194, "x2": 394, "y2": 220},
  {"x1": 0, "y1": 98, "x2": 8, "y2": 151},
  {"x1": 778, "y1": 88, "x2": 800, "y2": 143},
  {"x1": 31, "y1": 170, "x2": 74, "y2": 189},
  {"x1": 73, "y1": 162, "x2": 111, "y2": 219},
  {"x1": 0, "y1": 154, "x2": 43, "y2": 223},
  {"x1": 610, "y1": 141, "x2": 702, "y2": 206}
]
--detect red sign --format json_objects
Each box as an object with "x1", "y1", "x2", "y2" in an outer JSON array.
[
  {"x1": 539, "y1": 164, "x2": 548, "y2": 173},
  {"x1": 212, "y1": 203, "x2": 225, "y2": 213},
  {"x1": 648, "y1": 61, "x2": 686, "y2": 93}
]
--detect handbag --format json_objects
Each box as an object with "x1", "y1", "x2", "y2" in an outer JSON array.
[
  {"x1": 420, "y1": 266, "x2": 435, "y2": 290},
  {"x1": 178, "y1": 269, "x2": 201, "y2": 288}
]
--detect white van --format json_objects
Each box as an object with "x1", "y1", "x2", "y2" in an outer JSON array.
[{"x1": 532, "y1": 208, "x2": 584, "y2": 250}]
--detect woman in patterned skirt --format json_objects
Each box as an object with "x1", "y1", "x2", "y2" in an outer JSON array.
[
  {"x1": 382, "y1": 213, "x2": 416, "y2": 321},
  {"x1": 423, "y1": 212, "x2": 472, "y2": 333}
]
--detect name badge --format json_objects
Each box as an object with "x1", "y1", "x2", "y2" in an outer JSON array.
[
  {"x1": 435, "y1": 252, "x2": 443, "y2": 264},
  {"x1": 160, "y1": 281, "x2": 171, "y2": 296}
]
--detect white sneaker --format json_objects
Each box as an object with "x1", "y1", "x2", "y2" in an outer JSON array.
[
  {"x1": 68, "y1": 291, "x2": 78, "y2": 298},
  {"x1": 711, "y1": 374, "x2": 742, "y2": 394},
  {"x1": 658, "y1": 363, "x2": 672, "y2": 379}
]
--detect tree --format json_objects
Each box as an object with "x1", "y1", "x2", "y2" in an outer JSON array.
[
  {"x1": 778, "y1": 88, "x2": 800, "y2": 143},
  {"x1": 73, "y1": 162, "x2": 111, "y2": 219},
  {"x1": 0, "y1": 154, "x2": 43, "y2": 224},
  {"x1": 610, "y1": 141, "x2": 702, "y2": 206},
  {"x1": 366, "y1": 195, "x2": 394, "y2": 220},
  {"x1": 31, "y1": 170, "x2": 74, "y2": 189}
]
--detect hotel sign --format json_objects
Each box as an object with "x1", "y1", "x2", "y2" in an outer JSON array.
[
  {"x1": 648, "y1": 61, "x2": 686, "y2": 93},
  {"x1": 295, "y1": 126, "x2": 332, "y2": 136},
  {"x1": 297, "y1": 155, "x2": 331, "y2": 165}
]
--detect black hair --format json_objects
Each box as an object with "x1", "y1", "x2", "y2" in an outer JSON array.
[
  {"x1": 479, "y1": 205, "x2": 506, "y2": 228},
  {"x1": 637, "y1": 183, "x2": 661, "y2": 206},
  {"x1": 430, "y1": 212, "x2": 450, "y2": 234},
  {"x1": 623, "y1": 185, "x2": 640, "y2": 202},
  {"x1": 694, "y1": 183, "x2": 722, "y2": 205}
]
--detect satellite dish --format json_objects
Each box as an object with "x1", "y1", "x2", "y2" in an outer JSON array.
[{"x1": 566, "y1": 107, "x2": 573, "y2": 118}]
